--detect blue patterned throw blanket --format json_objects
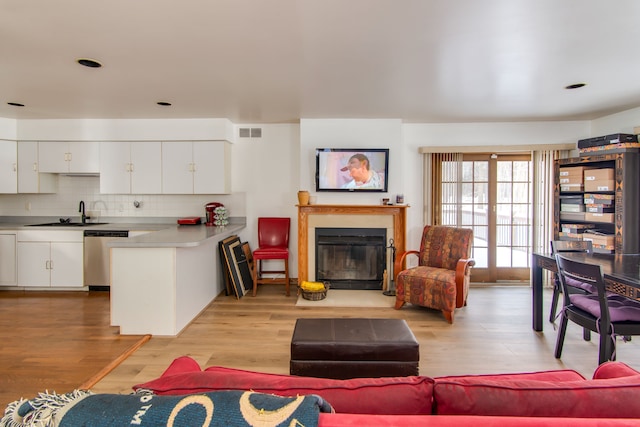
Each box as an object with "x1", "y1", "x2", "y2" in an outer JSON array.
[{"x1": 1, "y1": 389, "x2": 332, "y2": 427}]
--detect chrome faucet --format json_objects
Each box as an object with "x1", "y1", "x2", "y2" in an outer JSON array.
[{"x1": 79, "y1": 200, "x2": 88, "y2": 223}]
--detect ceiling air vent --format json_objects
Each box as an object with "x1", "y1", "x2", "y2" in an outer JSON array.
[{"x1": 239, "y1": 127, "x2": 263, "y2": 138}]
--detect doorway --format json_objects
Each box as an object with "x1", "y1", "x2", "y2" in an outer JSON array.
[{"x1": 435, "y1": 153, "x2": 532, "y2": 282}]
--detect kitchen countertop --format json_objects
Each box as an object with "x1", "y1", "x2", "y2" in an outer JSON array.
[
  {"x1": 108, "y1": 222, "x2": 245, "y2": 248},
  {"x1": 0, "y1": 217, "x2": 246, "y2": 248}
]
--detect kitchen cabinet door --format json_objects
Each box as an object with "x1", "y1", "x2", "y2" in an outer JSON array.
[
  {"x1": 50, "y1": 242, "x2": 84, "y2": 287},
  {"x1": 0, "y1": 140, "x2": 17, "y2": 193},
  {"x1": 17, "y1": 242, "x2": 51, "y2": 287},
  {"x1": 100, "y1": 142, "x2": 131, "y2": 193},
  {"x1": 101, "y1": 141, "x2": 162, "y2": 194},
  {"x1": 0, "y1": 233, "x2": 17, "y2": 285},
  {"x1": 162, "y1": 141, "x2": 194, "y2": 194},
  {"x1": 130, "y1": 141, "x2": 162, "y2": 194},
  {"x1": 162, "y1": 141, "x2": 230, "y2": 194},
  {"x1": 39, "y1": 142, "x2": 99, "y2": 173},
  {"x1": 193, "y1": 141, "x2": 230, "y2": 194},
  {"x1": 17, "y1": 141, "x2": 57, "y2": 193},
  {"x1": 17, "y1": 231, "x2": 84, "y2": 288}
]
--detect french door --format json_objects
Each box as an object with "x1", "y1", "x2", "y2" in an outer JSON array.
[{"x1": 436, "y1": 153, "x2": 532, "y2": 282}]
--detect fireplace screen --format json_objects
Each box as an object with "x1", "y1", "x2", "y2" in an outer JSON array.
[{"x1": 315, "y1": 227, "x2": 387, "y2": 290}]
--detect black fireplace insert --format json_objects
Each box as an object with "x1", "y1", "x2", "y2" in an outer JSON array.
[{"x1": 315, "y1": 227, "x2": 387, "y2": 290}]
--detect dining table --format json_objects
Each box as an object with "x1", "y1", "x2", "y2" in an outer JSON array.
[{"x1": 531, "y1": 251, "x2": 640, "y2": 331}]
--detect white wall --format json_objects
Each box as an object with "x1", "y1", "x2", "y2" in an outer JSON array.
[
  {"x1": 590, "y1": 106, "x2": 640, "y2": 136},
  {"x1": 0, "y1": 118, "x2": 17, "y2": 140}
]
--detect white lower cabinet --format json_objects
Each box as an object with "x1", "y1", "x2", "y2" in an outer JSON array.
[
  {"x1": 17, "y1": 231, "x2": 84, "y2": 288},
  {"x1": 0, "y1": 233, "x2": 17, "y2": 285}
]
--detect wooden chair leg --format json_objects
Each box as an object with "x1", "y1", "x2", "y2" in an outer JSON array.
[
  {"x1": 394, "y1": 300, "x2": 405, "y2": 310},
  {"x1": 549, "y1": 281, "x2": 560, "y2": 323},
  {"x1": 284, "y1": 259, "x2": 290, "y2": 297},
  {"x1": 252, "y1": 259, "x2": 259, "y2": 297},
  {"x1": 442, "y1": 310, "x2": 453, "y2": 324},
  {"x1": 554, "y1": 314, "x2": 568, "y2": 359}
]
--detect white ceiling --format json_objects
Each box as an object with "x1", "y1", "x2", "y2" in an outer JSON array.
[{"x1": 2, "y1": 0, "x2": 640, "y2": 124}]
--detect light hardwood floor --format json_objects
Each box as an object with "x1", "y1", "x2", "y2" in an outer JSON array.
[
  {"x1": 92, "y1": 283, "x2": 640, "y2": 396},
  {"x1": 2, "y1": 285, "x2": 640, "y2": 408},
  {"x1": 0, "y1": 290, "x2": 147, "y2": 408}
]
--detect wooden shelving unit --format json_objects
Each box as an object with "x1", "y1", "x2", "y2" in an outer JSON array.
[{"x1": 554, "y1": 150, "x2": 640, "y2": 254}]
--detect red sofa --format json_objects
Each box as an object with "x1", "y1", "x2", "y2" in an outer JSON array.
[{"x1": 134, "y1": 356, "x2": 640, "y2": 426}]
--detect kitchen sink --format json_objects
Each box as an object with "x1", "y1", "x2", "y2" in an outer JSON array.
[{"x1": 28, "y1": 222, "x2": 109, "y2": 227}]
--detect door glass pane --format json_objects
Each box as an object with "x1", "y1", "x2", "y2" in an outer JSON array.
[{"x1": 496, "y1": 159, "x2": 532, "y2": 269}]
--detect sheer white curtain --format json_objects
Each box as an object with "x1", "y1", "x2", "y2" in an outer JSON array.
[
  {"x1": 423, "y1": 152, "x2": 463, "y2": 226},
  {"x1": 531, "y1": 148, "x2": 570, "y2": 287}
]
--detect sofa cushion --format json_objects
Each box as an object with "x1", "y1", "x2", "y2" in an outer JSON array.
[
  {"x1": 592, "y1": 361, "x2": 640, "y2": 380},
  {"x1": 134, "y1": 357, "x2": 434, "y2": 415},
  {"x1": 434, "y1": 369, "x2": 640, "y2": 418}
]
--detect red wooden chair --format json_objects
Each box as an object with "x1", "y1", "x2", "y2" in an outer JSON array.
[{"x1": 252, "y1": 217, "x2": 290, "y2": 296}]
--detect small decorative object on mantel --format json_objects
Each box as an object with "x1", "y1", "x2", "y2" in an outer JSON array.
[
  {"x1": 299, "y1": 281, "x2": 329, "y2": 300},
  {"x1": 298, "y1": 190, "x2": 310, "y2": 205},
  {"x1": 213, "y1": 206, "x2": 229, "y2": 226}
]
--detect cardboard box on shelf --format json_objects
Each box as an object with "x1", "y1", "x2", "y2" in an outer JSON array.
[
  {"x1": 583, "y1": 232, "x2": 615, "y2": 249},
  {"x1": 559, "y1": 176, "x2": 583, "y2": 185},
  {"x1": 560, "y1": 212, "x2": 586, "y2": 221},
  {"x1": 585, "y1": 204, "x2": 615, "y2": 213},
  {"x1": 559, "y1": 232, "x2": 583, "y2": 241},
  {"x1": 584, "y1": 168, "x2": 615, "y2": 192},
  {"x1": 585, "y1": 212, "x2": 615, "y2": 223},
  {"x1": 584, "y1": 168, "x2": 614, "y2": 181},
  {"x1": 584, "y1": 180, "x2": 615, "y2": 192},
  {"x1": 560, "y1": 183, "x2": 584, "y2": 192},
  {"x1": 559, "y1": 166, "x2": 585, "y2": 176},
  {"x1": 561, "y1": 223, "x2": 596, "y2": 234},
  {"x1": 584, "y1": 193, "x2": 615, "y2": 205}
]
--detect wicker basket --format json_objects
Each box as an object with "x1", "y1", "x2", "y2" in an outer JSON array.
[{"x1": 300, "y1": 283, "x2": 329, "y2": 301}]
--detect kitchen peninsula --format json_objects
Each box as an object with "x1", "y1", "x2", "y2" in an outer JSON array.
[{"x1": 108, "y1": 220, "x2": 245, "y2": 336}]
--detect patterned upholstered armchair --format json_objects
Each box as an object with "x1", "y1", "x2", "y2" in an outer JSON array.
[{"x1": 394, "y1": 225, "x2": 475, "y2": 323}]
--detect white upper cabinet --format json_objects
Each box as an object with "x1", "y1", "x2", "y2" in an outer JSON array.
[
  {"x1": 0, "y1": 140, "x2": 17, "y2": 193},
  {"x1": 0, "y1": 141, "x2": 18, "y2": 194},
  {"x1": 100, "y1": 141, "x2": 162, "y2": 194},
  {"x1": 38, "y1": 141, "x2": 100, "y2": 173},
  {"x1": 162, "y1": 141, "x2": 230, "y2": 194},
  {"x1": 17, "y1": 141, "x2": 57, "y2": 193}
]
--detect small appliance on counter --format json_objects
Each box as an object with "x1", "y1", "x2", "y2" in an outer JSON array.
[
  {"x1": 177, "y1": 217, "x2": 202, "y2": 225},
  {"x1": 205, "y1": 202, "x2": 224, "y2": 226}
]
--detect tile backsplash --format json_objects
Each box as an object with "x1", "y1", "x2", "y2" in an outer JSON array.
[{"x1": 0, "y1": 175, "x2": 243, "y2": 220}]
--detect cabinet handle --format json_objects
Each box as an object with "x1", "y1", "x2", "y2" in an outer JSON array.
[
  {"x1": 192, "y1": 163, "x2": 196, "y2": 172},
  {"x1": 45, "y1": 260, "x2": 50, "y2": 270},
  {"x1": 33, "y1": 162, "x2": 38, "y2": 171},
  {"x1": 50, "y1": 260, "x2": 53, "y2": 270},
  {"x1": 130, "y1": 162, "x2": 134, "y2": 172},
  {"x1": 13, "y1": 163, "x2": 17, "y2": 172}
]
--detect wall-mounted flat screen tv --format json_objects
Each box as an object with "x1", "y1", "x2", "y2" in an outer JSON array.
[{"x1": 315, "y1": 148, "x2": 389, "y2": 192}]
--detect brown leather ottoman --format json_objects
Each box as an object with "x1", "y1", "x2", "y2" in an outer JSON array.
[{"x1": 290, "y1": 318, "x2": 419, "y2": 379}]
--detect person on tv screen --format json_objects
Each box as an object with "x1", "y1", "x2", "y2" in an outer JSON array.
[{"x1": 340, "y1": 153, "x2": 382, "y2": 189}]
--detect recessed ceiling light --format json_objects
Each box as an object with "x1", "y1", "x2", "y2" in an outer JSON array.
[
  {"x1": 7, "y1": 102, "x2": 24, "y2": 107},
  {"x1": 77, "y1": 58, "x2": 102, "y2": 68},
  {"x1": 565, "y1": 83, "x2": 586, "y2": 90},
  {"x1": 157, "y1": 101, "x2": 172, "y2": 106}
]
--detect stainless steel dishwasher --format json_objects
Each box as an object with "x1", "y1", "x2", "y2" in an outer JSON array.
[{"x1": 84, "y1": 229, "x2": 129, "y2": 289}]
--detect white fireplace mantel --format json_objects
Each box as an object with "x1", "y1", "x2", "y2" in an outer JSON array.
[{"x1": 297, "y1": 204, "x2": 408, "y2": 283}]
